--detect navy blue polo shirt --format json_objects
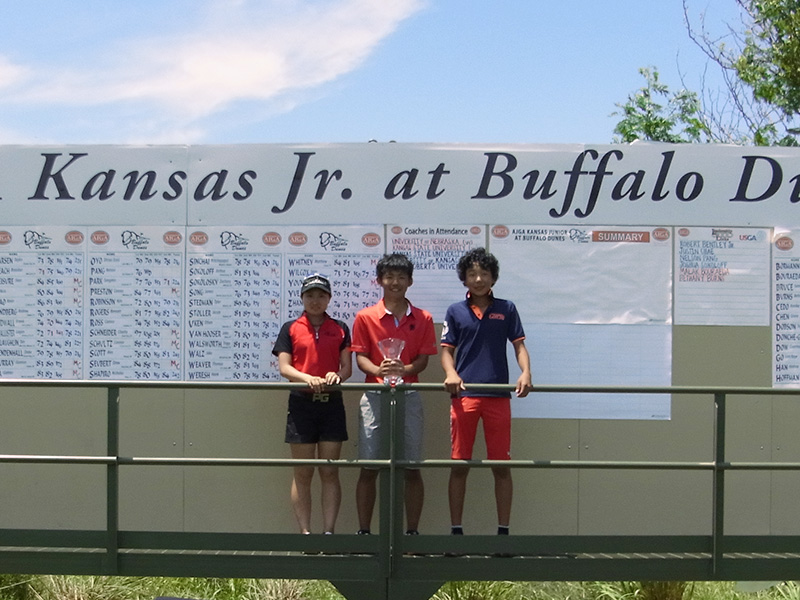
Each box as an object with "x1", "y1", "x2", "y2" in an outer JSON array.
[{"x1": 441, "y1": 294, "x2": 525, "y2": 398}]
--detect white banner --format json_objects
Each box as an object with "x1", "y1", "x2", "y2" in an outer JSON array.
[{"x1": 1, "y1": 143, "x2": 800, "y2": 226}]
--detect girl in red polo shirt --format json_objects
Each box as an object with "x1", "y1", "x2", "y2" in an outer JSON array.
[{"x1": 272, "y1": 274, "x2": 352, "y2": 534}]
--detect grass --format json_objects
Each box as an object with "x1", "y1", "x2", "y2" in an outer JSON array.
[{"x1": 0, "y1": 577, "x2": 798, "y2": 600}]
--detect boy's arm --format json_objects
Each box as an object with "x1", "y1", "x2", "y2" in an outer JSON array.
[
  {"x1": 512, "y1": 339, "x2": 533, "y2": 397},
  {"x1": 441, "y1": 345, "x2": 465, "y2": 396},
  {"x1": 356, "y1": 352, "x2": 403, "y2": 379},
  {"x1": 404, "y1": 353, "x2": 430, "y2": 378}
]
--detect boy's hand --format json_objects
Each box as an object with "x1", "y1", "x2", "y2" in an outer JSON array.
[
  {"x1": 515, "y1": 373, "x2": 533, "y2": 398},
  {"x1": 378, "y1": 358, "x2": 404, "y2": 378},
  {"x1": 444, "y1": 373, "x2": 466, "y2": 397}
]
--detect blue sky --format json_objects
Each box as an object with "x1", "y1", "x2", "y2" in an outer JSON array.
[{"x1": 0, "y1": 0, "x2": 741, "y2": 145}]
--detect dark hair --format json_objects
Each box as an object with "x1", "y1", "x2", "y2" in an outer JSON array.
[
  {"x1": 376, "y1": 253, "x2": 414, "y2": 279},
  {"x1": 457, "y1": 247, "x2": 499, "y2": 282}
]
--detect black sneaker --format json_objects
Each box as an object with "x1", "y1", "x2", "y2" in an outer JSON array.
[{"x1": 356, "y1": 529, "x2": 371, "y2": 535}]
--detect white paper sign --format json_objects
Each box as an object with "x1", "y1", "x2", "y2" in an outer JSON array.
[{"x1": 675, "y1": 227, "x2": 770, "y2": 325}]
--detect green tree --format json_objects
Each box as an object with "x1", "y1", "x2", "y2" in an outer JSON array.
[
  {"x1": 614, "y1": 0, "x2": 800, "y2": 145},
  {"x1": 612, "y1": 67, "x2": 709, "y2": 143}
]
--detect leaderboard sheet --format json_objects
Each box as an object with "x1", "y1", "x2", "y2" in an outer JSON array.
[{"x1": 0, "y1": 225, "x2": 382, "y2": 381}]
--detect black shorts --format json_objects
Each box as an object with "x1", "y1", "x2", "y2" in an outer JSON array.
[{"x1": 285, "y1": 391, "x2": 348, "y2": 444}]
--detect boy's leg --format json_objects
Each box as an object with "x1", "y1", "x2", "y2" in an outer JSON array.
[
  {"x1": 317, "y1": 441, "x2": 342, "y2": 534},
  {"x1": 483, "y1": 397, "x2": 513, "y2": 527},
  {"x1": 492, "y1": 466, "x2": 513, "y2": 527},
  {"x1": 405, "y1": 469, "x2": 424, "y2": 532},
  {"x1": 356, "y1": 392, "x2": 380, "y2": 532},
  {"x1": 356, "y1": 468, "x2": 379, "y2": 532},
  {"x1": 403, "y1": 391, "x2": 425, "y2": 532},
  {"x1": 289, "y1": 443, "x2": 316, "y2": 534},
  {"x1": 448, "y1": 465, "x2": 470, "y2": 527},
  {"x1": 448, "y1": 396, "x2": 481, "y2": 528}
]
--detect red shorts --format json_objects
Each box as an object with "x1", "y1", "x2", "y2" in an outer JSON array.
[{"x1": 450, "y1": 396, "x2": 511, "y2": 460}]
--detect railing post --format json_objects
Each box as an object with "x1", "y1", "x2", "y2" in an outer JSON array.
[
  {"x1": 712, "y1": 391, "x2": 726, "y2": 576},
  {"x1": 391, "y1": 387, "x2": 406, "y2": 569},
  {"x1": 104, "y1": 385, "x2": 120, "y2": 575},
  {"x1": 378, "y1": 387, "x2": 394, "y2": 578}
]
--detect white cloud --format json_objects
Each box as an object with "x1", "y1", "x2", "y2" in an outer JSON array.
[
  {"x1": 0, "y1": 56, "x2": 29, "y2": 91},
  {"x1": 1, "y1": 0, "x2": 424, "y2": 133}
]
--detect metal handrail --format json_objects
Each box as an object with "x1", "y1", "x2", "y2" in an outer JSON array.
[{"x1": 0, "y1": 379, "x2": 797, "y2": 588}]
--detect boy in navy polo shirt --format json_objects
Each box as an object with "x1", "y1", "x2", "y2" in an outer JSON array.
[
  {"x1": 441, "y1": 248, "x2": 532, "y2": 536},
  {"x1": 272, "y1": 274, "x2": 352, "y2": 535}
]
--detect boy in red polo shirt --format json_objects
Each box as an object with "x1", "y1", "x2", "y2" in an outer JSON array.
[
  {"x1": 350, "y1": 253, "x2": 438, "y2": 535},
  {"x1": 272, "y1": 274, "x2": 352, "y2": 535}
]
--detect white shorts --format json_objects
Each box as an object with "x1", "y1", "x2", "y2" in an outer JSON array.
[{"x1": 358, "y1": 390, "x2": 423, "y2": 465}]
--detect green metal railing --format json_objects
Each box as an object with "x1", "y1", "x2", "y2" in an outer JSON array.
[{"x1": 0, "y1": 381, "x2": 799, "y2": 600}]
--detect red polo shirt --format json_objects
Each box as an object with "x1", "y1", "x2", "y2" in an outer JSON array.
[
  {"x1": 350, "y1": 298, "x2": 438, "y2": 384},
  {"x1": 272, "y1": 312, "x2": 350, "y2": 376}
]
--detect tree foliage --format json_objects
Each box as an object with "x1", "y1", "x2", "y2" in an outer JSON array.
[
  {"x1": 614, "y1": 0, "x2": 800, "y2": 145},
  {"x1": 612, "y1": 67, "x2": 709, "y2": 143}
]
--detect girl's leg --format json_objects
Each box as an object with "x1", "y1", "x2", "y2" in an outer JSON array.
[
  {"x1": 290, "y1": 443, "x2": 317, "y2": 533},
  {"x1": 317, "y1": 441, "x2": 342, "y2": 533}
]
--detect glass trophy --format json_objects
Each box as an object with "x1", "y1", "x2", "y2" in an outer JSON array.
[{"x1": 377, "y1": 337, "x2": 405, "y2": 387}]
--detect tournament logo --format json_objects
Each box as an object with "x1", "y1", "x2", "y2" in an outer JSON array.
[
  {"x1": 568, "y1": 228, "x2": 591, "y2": 243},
  {"x1": 163, "y1": 231, "x2": 182, "y2": 245},
  {"x1": 289, "y1": 232, "x2": 308, "y2": 247},
  {"x1": 122, "y1": 230, "x2": 150, "y2": 250},
  {"x1": 90, "y1": 230, "x2": 109, "y2": 245},
  {"x1": 491, "y1": 225, "x2": 509, "y2": 239},
  {"x1": 65, "y1": 231, "x2": 84, "y2": 245},
  {"x1": 0, "y1": 232, "x2": 11, "y2": 245},
  {"x1": 262, "y1": 232, "x2": 281, "y2": 246},
  {"x1": 361, "y1": 232, "x2": 381, "y2": 247},
  {"x1": 776, "y1": 237, "x2": 794, "y2": 251},
  {"x1": 25, "y1": 230, "x2": 53, "y2": 249},
  {"x1": 712, "y1": 228, "x2": 733, "y2": 241},
  {"x1": 220, "y1": 231, "x2": 249, "y2": 250},
  {"x1": 320, "y1": 231, "x2": 348, "y2": 251},
  {"x1": 190, "y1": 231, "x2": 208, "y2": 246}
]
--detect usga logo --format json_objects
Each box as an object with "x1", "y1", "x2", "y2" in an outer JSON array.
[
  {"x1": 491, "y1": 225, "x2": 510, "y2": 238},
  {"x1": 470, "y1": 226, "x2": 482, "y2": 235},
  {"x1": 65, "y1": 231, "x2": 84, "y2": 245},
  {"x1": 776, "y1": 237, "x2": 794, "y2": 251},
  {"x1": 0, "y1": 231, "x2": 11, "y2": 245},
  {"x1": 91, "y1": 230, "x2": 109, "y2": 245},
  {"x1": 678, "y1": 228, "x2": 691, "y2": 237},
  {"x1": 262, "y1": 232, "x2": 281, "y2": 246},
  {"x1": 391, "y1": 226, "x2": 402, "y2": 235},
  {"x1": 362, "y1": 233, "x2": 381, "y2": 247},
  {"x1": 163, "y1": 231, "x2": 182, "y2": 245},
  {"x1": 652, "y1": 228, "x2": 670, "y2": 241},
  {"x1": 190, "y1": 231, "x2": 209, "y2": 245},
  {"x1": 289, "y1": 232, "x2": 308, "y2": 246}
]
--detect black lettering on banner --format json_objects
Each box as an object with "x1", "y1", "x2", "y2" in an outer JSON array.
[
  {"x1": 194, "y1": 170, "x2": 229, "y2": 201},
  {"x1": 123, "y1": 171, "x2": 159, "y2": 200},
  {"x1": 29, "y1": 152, "x2": 88, "y2": 200},
  {"x1": 385, "y1": 169, "x2": 420, "y2": 200},
  {"x1": 473, "y1": 152, "x2": 516, "y2": 199},
  {"x1": 731, "y1": 155, "x2": 782, "y2": 202},
  {"x1": 273, "y1": 151, "x2": 314, "y2": 214}
]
